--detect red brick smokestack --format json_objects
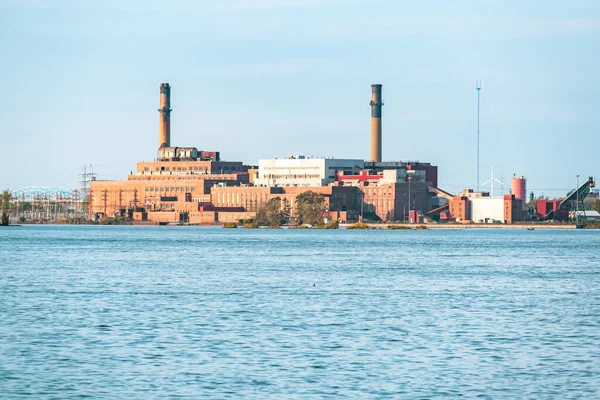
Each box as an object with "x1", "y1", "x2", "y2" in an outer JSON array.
[
  {"x1": 370, "y1": 84, "x2": 383, "y2": 162},
  {"x1": 158, "y1": 83, "x2": 172, "y2": 148}
]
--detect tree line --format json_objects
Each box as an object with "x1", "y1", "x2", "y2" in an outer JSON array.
[{"x1": 254, "y1": 191, "x2": 327, "y2": 227}]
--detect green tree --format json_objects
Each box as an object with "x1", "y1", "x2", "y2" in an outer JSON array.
[
  {"x1": 1, "y1": 190, "x2": 11, "y2": 226},
  {"x1": 265, "y1": 197, "x2": 283, "y2": 226},
  {"x1": 255, "y1": 197, "x2": 284, "y2": 226},
  {"x1": 255, "y1": 206, "x2": 268, "y2": 226},
  {"x1": 282, "y1": 198, "x2": 291, "y2": 222},
  {"x1": 295, "y1": 191, "x2": 326, "y2": 225},
  {"x1": 593, "y1": 199, "x2": 600, "y2": 213}
]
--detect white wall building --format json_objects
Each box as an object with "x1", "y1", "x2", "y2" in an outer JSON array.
[
  {"x1": 470, "y1": 197, "x2": 506, "y2": 223},
  {"x1": 254, "y1": 156, "x2": 364, "y2": 187}
]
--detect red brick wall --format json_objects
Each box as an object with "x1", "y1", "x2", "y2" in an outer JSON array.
[
  {"x1": 147, "y1": 211, "x2": 178, "y2": 223},
  {"x1": 449, "y1": 196, "x2": 470, "y2": 222}
]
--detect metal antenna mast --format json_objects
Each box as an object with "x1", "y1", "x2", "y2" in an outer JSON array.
[{"x1": 476, "y1": 80, "x2": 481, "y2": 192}]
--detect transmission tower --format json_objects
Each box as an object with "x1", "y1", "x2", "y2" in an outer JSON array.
[
  {"x1": 79, "y1": 164, "x2": 96, "y2": 202},
  {"x1": 78, "y1": 164, "x2": 96, "y2": 219}
]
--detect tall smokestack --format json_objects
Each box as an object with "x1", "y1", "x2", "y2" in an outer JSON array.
[
  {"x1": 370, "y1": 84, "x2": 383, "y2": 162},
  {"x1": 158, "y1": 83, "x2": 172, "y2": 148}
]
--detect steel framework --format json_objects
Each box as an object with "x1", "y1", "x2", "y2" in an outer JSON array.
[{"x1": 11, "y1": 186, "x2": 76, "y2": 201}]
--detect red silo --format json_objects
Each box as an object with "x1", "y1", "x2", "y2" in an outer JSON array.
[{"x1": 512, "y1": 176, "x2": 527, "y2": 211}]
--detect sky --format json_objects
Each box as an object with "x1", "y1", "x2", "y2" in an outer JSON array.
[{"x1": 1, "y1": 0, "x2": 598, "y2": 197}]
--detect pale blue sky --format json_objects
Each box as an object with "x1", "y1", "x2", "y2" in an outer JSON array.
[{"x1": 1, "y1": 0, "x2": 598, "y2": 197}]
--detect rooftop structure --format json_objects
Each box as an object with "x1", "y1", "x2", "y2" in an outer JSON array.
[
  {"x1": 154, "y1": 84, "x2": 220, "y2": 162},
  {"x1": 365, "y1": 161, "x2": 438, "y2": 187}
]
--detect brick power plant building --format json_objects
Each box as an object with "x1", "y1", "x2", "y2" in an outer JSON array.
[{"x1": 89, "y1": 83, "x2": 526, "y2": 224}]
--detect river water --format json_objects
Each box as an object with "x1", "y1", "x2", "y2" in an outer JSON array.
[{"x1": 1, "y1": 226, "x2": 599, "y2": 399}]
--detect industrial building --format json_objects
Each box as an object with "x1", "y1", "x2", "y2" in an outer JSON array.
[
  {"x1": 534, "y1": 176, "x2": 596, "y2": 221},
  {"x1": 470, "y1": 195, "x2": 523, "y2": 223},
  {"x1": 89, "y1": 83, "x2": 596, "y2": 225},
  {"x1": 446, "y1": 189, "x2": 524, "y2": 224},
  {"x1": 332, "y1": 165, "x2": 440, "y2": 222},
  {"x1": 89, "y1": 84, "x2": 377, "y2": 223},
  {"x1": 89, "y1": 83, "x2": 448, "y2": 224},
  {"x1": 90, "y1": 84, "x2": 254, "y2": 224},
  {"x1": 443, "y1": 175, "x2": 599, "y2": 224}
]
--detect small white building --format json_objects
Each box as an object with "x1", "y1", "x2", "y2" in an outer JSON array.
[
  {"x1": 254, "y1": 156, "x2": 364, "y2": 187},
  {"x1": 571, "y1": 210, "x2": 600, "y2": 221},
  {"x1": 470, "y1": 197, "x2": 506, "y2": 223}
]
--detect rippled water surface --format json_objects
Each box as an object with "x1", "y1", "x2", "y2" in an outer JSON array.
[{"x1": 1, "y1": 226, "x2": 599, "y2": 399}]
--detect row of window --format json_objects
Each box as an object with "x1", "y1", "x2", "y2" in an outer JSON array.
[
  {"x1": 144, "y1": 187, "x2": 196, "y2": 193},
  {"x1": 142, "y1": 166, "x2": 242, "y2": 172},
  {"x1": 363, "y1": 190, "x2": 397, "y2": 196},
  {"x1": 263, "y1": 174, "x2": 321, "y2": 179},
  {"x1": 216, "y1": 193, "x2": 270, "y2": 207},
  {"x1": 132, "y1": 176, "x2": 213, "y2": 181}
]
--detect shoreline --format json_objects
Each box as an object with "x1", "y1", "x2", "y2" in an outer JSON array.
[
  {"x1": 341, "y1": 223, "x2": 578, "y2": 230},
  {"x1": 5, "y1": 222, "x2": 585, "y2": 230}
]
